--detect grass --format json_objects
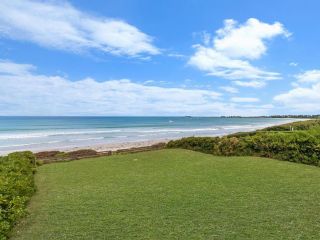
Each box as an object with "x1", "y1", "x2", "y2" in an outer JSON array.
[{"x1": 11, "y1": 149, "x2": 320, "y2": 239}]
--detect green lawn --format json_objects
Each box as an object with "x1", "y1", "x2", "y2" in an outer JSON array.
[{"x1": 11, "y1": 149, "x2": 320, "y2": 239}]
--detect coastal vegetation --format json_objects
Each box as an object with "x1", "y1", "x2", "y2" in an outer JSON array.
[
  {"x1": 9, "y1": 149, "x2": 320, "y2": 239},
  {"x1": 167, "y1": 119, "x2": 320, "y2": 166},
  {"x1": 0, "y1": 152, "x2": 36, "y2": 240},
  {"x1": 34, "y1": 143, "x2": 166, "y2": 163},
  {"x1": 2, "y1": 119, "x2": 320, "y2": 239}
]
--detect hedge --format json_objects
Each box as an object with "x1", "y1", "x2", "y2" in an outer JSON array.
[
  {"x1": 0, "y1": 151, "x2": 36, "y2": 239},
  {"x1": 167, "y1": 120, "x2": 320, "y2": 166}
]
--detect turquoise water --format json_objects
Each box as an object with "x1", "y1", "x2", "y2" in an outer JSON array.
[{"x1": 0, "y1": 117, "x2": 297, "y2": 154}]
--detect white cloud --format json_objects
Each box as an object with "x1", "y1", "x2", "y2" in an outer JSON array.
[
  {"x1": 231, "y1": 97, "x2": 260, "y2": 103},
  {"x1": 188, "y1": 18, "x2": 289, "y2": 85},
  {"x1": 274, "y1": 70, "x2": 320, "y2": 112},
  {"x1": 219, "y1": 86, "x2": 238, "y2": 93},
  {"x1": 0, "y1": 60, "x2": 274, "y2": 116},
  {"x1": 289, "y1": 62, "x2": 298, "y2": 67},
  {"x1": 274, "y1": 84, "x2": 320, "y2": 112},
  {"x1": 167, "y1": 53, "x2": 186, "y2": 59},
  {"x1": 143, "y1": 80, "x2": 155, "y2": 84},
  {"x1": 0, "y1": 0, "x2": 159, "y2": 57},
  {"x1": 0, "y1": 60, "x2": 35, "y2": 75},
  {"x1": 189, "y1": 45, "x2": 281, "y2": 81},
  {"x1": 214, "y1": 18, "x2": 290, "y2": 59},
  {"x1": 295, "y1": 70, "x2": 320, "y2": 83},
  {"x1": 233, "y1": 80, "x2": 266, "y2": 88},
  {"x1": 241, "y1": 104, "x2": 274, "y2": 109}
]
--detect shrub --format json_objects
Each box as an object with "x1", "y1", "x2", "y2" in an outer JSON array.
[
  {"x1": 0, "y1": 151, "x2": 36, "y2": 239},
  {"x1": 243, "y1": 132, "x2": 320, "y2": 165},
  {"x1": 167, "y1": 120, "x2": 320, "y2": 167},
  {"x1": 167, "y1": 137, "x2": 220, "y2": 154},
  {"x1": 213, "y1": 137, "x2": 249, "y2": 156}
]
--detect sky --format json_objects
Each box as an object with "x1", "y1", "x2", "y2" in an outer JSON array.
[{"x1": 0, "y1": 0, "x2": 319, "y2": 116}]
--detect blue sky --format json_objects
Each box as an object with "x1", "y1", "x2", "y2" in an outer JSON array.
[{"x1": 0, "y1": 0, "x2": 319, "y2": 116}]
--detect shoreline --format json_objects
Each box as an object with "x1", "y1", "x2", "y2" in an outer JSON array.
[
  {"x1": 42, "y1": 118, "x2": 306, "y2": 154},
  {"x1": 0, "y1": 118, "x2": 307, "y2": 156},
  {"x1": 66, "y1": 139, "x2": 171, "y2": 153}
]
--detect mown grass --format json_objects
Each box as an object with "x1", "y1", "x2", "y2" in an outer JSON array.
[{"x1": 11, "y1": 149, "x2": 320, "y2": 239}]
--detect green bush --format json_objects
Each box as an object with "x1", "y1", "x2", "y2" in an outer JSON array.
[
  {"x1": 167, "y1": 120, "x2": 320, "y2": 167},
  {"x1": 213, "y1": 137, "x2": 249, "y2": 156},
  {"x1": 243, "y1": 132, "x2": 320, "y2": 165},
  {"x1": 0, "y1": 151, "x2": 36, "y2": 239},
  {"x1": 167, "y1": 137, "x2": 220, "y2": 154},
  {"x1": 264, "y1": 119, "x2": 320, "y2": 131}
]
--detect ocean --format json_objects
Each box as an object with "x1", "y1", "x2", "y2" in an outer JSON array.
[{"x1": 0, "y1": 116, "x2": 298, "y2": 154}]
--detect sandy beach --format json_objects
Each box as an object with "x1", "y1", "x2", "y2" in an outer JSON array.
[
  {"x1": 50, "y1": 119, "x2": 306, "y2": 154},
  {"x1": 65, "y1": 139, "x2": 170, "y2": 153}
]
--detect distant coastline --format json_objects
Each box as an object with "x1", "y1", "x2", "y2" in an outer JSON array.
[{"x1": 220, "y1": 115, "x2": 319, "y2": 118}]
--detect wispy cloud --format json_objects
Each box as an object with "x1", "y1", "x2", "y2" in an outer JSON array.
[
  {"x1": 295, "y1": 70, "x2": 320, "y2": 83},
  {"x1": 0, "y1": 0, "x2": 160, "y2": 57},
  {"x1": 188, "y1": 18, "x2": 289, "y2": 86},
  {"x1": 274, "y1": 69, "x2": 320, "y2": 112},
  {"x1": 233, "y1": 80, "x2": 266, "y2": 88},
  {"x1": 289, "y1": 62, "x2": 298, "y2": 67},
  {"x1": 0, "y1": 60, "x2": 35, "y2": 75},
  {"x1": 167, "y1": 53, "x2": 186, "y2": 59},
  {"x1": 231, "y1": 97, "x2": 260, "y2": 103},
  {"x1": 219, "y1": 86, "x2": 238, "y2": 93},
  {"x1": 0, "y1": 59, "x2": 273, "y2": 116}
]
